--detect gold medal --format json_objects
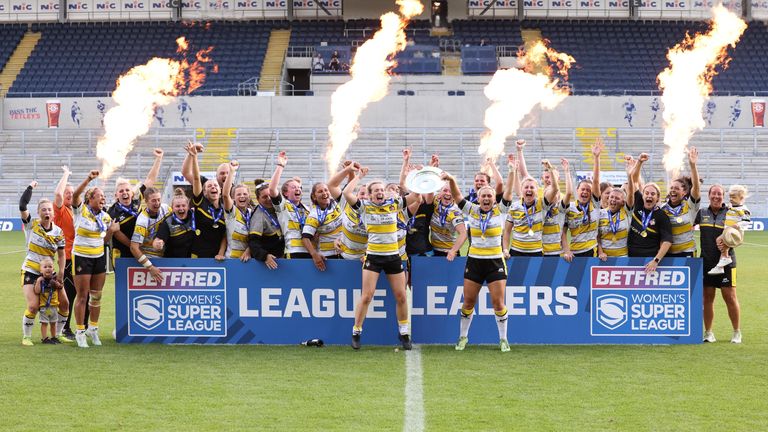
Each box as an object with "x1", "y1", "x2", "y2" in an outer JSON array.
[
  {"x1": 640, "y1": 231, "x2": 647, "y2": 238},
  {"x1": 195, "y1": 229, "x2": 201, "y2": 236},
  {"x1": 481, "y1": 235, "x2": 486, "y2": 240},
  {"x1": 676, "y1": 217, "x2": 683, "y2": 223},
  {"x1": 99, "y1": 231, "x2": 106, "y2": 238},
  {"x1": 528, "y1": 229, "x2": 535, "y2": 237},
  {"x1": 212, "y1": 224, "x2": 219, "y2": 229}
]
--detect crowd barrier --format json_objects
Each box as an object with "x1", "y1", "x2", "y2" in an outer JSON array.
[{"x1": 115, "y1": 256, "x2": 703, "y2": 345}]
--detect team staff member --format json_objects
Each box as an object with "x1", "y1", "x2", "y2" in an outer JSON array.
[
  {"x1": 661, "y1": 146, "x2": 701, "y2": 257},
  {"x1": 442, "y1": 167, "x2": 514, "y2": 353},
  {"x1": 185, "y1": 142, "x2": 227, "y2": 259},
  {"x1": 71, "y1": 170, "x2": 118, "y2": 348},
  {"x1": 19, "y1": 181, "x2": 67, "y2": 346},
  {"x1": 157, "y1": 189, "x2": 195, "y2": 258},
  {"x1": 342, "y1": 167, "x2": 421, "y2": 351},
  {"x1": 107, "y1": 148, "x2": 163, "y2": 265},
  {"x1": 626, "y1": 153, "x2": 672, "y2": 272},
  {"x1": 222, "y1": 162, "x2": 253, "y2": 261},
  {"x1": 563, "y1": 138, "x2": 603, "y2": 260},
  {"x1": 249, "y1": 181, "x2": 285, "y2": 270},
  {"x1": 130, "y1": 187, "x2": 170, "y2": 284},
  {"x1": 503, "y1": 155, "x2": 558, "y2": 257},
  {"x1": 302, "y1": 163, "x2": 357, "y2": 270},
  {"x1": 53, "y1": 166, "x2": 77, "y2": 339},
  {"x1": 696, "y1": 184, "x2": 742, "y2": 343},
  {"x1": 268, "y1": 152, "x2": 310, "y2": 258},
  {"x1": 597, "y1": 189, "x2": 631, "y2": 259}
]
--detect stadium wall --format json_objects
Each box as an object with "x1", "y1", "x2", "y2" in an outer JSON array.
[{"x1": 1, "y1": 95, "x2": 760, "y2": 129}]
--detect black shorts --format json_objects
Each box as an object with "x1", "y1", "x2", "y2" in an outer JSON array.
[
  {"x1": 667, "y1": 251, "x2": 695, "y2": 258},
  {"x1": 574, "y1": 248, "x2": 597, "y2": 258},
  {"x1": 21, "y1": 271, "x2": 41, "y2": 286},
  {"x1": 510, "y1": 249, "x2": 542, "y2": 257},
  {"x1": 363, "y1": 254, "x2": 404, "y2": 275},
  {"x1": 464, "y1": 257, "x2": 507, "y2": 285},
  {"x1": 73, "y1": 254, "x2": 107, "y2": 276},
  {"x1": 289, "y1": 252, "x2": 312, "y2": 259},
  {"x1": 704, "y1": 265, "x2": 735, "y2": 289}
]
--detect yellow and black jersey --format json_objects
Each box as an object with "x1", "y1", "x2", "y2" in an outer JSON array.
[
  {"x1": 303, "y1": 198, "x2": 344, "y2": 257},
  {"x1": 353, "y1": 197, "x2": 403, "y2": 257},
  {"x1": 72, "y1": 203, "x2": 112, "y2": 258},
  {"x1": 225, "y1": 206, "x2": 252, "y2": 259},
  {"x1": 131, "y1": 204, "x2": 170, "y2": 257},
  {"x1": 459, "y1": 198, "x2": 510, "y2": 259},
  {"x1": 506, "y1": 198, "x2": 552, "y2": 253},
  {"x1": 661, "y1": 196, "x2": 700, "y2": 254},
  {"x1": 565, "y1": 196, "x2": 600, "y2": 254},
  {"x1": 22, "y1": 219, "x2": 65, "y2": 274},
  {"x1": 272, "y1": 194, "x2": 310, "y2": 256},
  {"x1": 429, "y1": 201, "x2": 464, "y2": 253},
  {"x1": 598, "y1": 206, "x2": 631, "y2": 257}
]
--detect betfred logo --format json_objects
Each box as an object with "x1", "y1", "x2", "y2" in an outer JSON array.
[
  {"x1": 129, "y1": 267, "x2": 223, "y2": 289},
  {"x1": 591, "y1": 266, "x2": 688, "y2": 289}
]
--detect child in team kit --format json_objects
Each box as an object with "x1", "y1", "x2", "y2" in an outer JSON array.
[
  {"x1": 709, "y1": 184, "x2": 751, "y2": 275},
  {"x1": 33, "y1": 258, "x2": 66, "y2": 344}
]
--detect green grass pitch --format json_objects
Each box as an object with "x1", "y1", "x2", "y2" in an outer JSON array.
[{"x1": 0, "y1": 230, "x2": 766, "y2": 431}]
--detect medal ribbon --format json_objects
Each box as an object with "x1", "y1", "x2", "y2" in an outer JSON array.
[
  {"x1": 522, "y1": 199, "x2": 535, "y2": 230},
  {"x1": 640, "y1": 209, "x2": 654, "y2": 232},
  {"x1": 478, "y1": 210, "x2": 491, "y2": 237},
  {"x1": 172, "y1": 212, "x2": 195, "y2": 233},
  {"x1": 208, "y1": 205, "x2": 223, "y2": 226},
  {"x1": 89, "y1": 206, "x2": 106, "y2": 234},
  {"x1": 438, "y1": 202, "x2": 450, "y2": 227},
  {"x1": 609, "y1": 210, "x2": 620, "y2": 234},
  {"x1": 668, "y1": 203, "x2": 683, "y2": 221},
  {"x1": 117, "y1": 202, "x2": 138, "y2": 217},
  {"x1": 261, "y1": 206, "x2": 281, "y2": 230},
  {"x1": 578, "y1": 202, "x2": 590, "y2": 224}
]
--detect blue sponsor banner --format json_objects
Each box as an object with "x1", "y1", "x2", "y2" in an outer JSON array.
[
  {"x1": 0, "y1": 218, "x2": 24, "y2": 231},
  {"x1": 116, "y1": 257, "x2": 702, "y2": 345},
  {"x1": 115, "y1": 258, "x2": 399, "y2": 345},
  {"x1": 744, "y1": 218, "x2": 767, "y2": 231},
  {"x1": 410, "y1": 257, "x2": 703, "y2": 344}
]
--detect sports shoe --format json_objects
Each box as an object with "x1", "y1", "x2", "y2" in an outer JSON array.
[
  {"x1": 21, "y1": 337, "x2": 33, "y2": 346},
  {"x1": 455, "y1": 336, "x2": 468, "y2": 351},
  {"x1": 707, "y1": 266, "x2": 725, "y2": 275},
  {"x1": 351, "y1": 334, "x2": 361, "y2": 350},
  {"x1": 86, "y1": 327, "x2": 102, "y2": 346},
  {"x1": 399, "y1": 334, "x2": 413, "y2": 351},
  {"x1": 716, "y1": 256, "x2": 733, "y2": 267},
  {"x1": 41, "y1": 337, "x2": 55, "y2": 345},
  {"x1": 49, "y1": 337, "x2": 63, "y2": 345},
  {"x1": 62, "y1": 329, "x2": 76, "y2": 340},
  {"x1": 57, "y1": 334, "x2": 73, "y2": 343},
  {"x1": 75, "y1": 331, "x2": 89, "y2": 348},
  {"x1": 731, "y1": 330, "x2": 742, "y2": 344},
  {"x1": 703, "y1": 331, "x2": 716, "y2": 343},
  {"x1": 500, "y1": 339, "x2": 511, "y2": 353}
]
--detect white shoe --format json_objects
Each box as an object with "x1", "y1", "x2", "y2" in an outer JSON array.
[
  {"x1": 731, "y1": 330, "x2": 742, "y2": 344},
  {"x1": 716, "y1": 256, "x2": 733, "y2": 267},
  {"x1": 86, "y1": 327, "x2": 102, "y2": 346},
  {"x1": 703, "y1": 331, "x2": 716, "y2": 343},
  {"x1": 75, "y1": 331, "x2": 89, "y2": 348},
  {"x1": 708, "y1": 266, "x2": 725, "y2": 275}
]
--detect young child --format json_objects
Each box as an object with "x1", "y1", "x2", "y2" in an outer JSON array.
[
  {"x1": 33, "y1": 257, "x2": 65, "y2": 344},
  {"x1": 708, "y1": 184, "x2": 750, "y2": 275}
]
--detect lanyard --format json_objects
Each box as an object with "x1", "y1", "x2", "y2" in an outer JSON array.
[
  {"x1": 117, "y1": 202, "x2": 138, "y2": 217},
  {"x1": 522, "y1": 199, "x2": 535, "y2": 229},
  {"x1": 88, "y1": 206, "x2": 106, "y2": 234},
  {"x1": 667, "y1": 202, "x2": 683, "y2": 222},
  {"x1": 261, "y1": 206, "x2": 281, "y2": 230},
  {"x1": 291, "y1": 202, "x2": 306, "y2": 227},
  {"x1": 243, "y1": 208, "x2": 252, "y2": 229},
  {"x1": 641, "y1": 208, "x2": 654, "y2": 232},
  {"x1": 208, "y1": 204, "x2": 223, "y2": 225},
  {"x1": 438, "y1": 202, "x2": 450, "y2": 227},
  {"x1": 578, "y1": 202, "x2": 590, "y2": 224},
  {"x1": 609, "y1": 210, "x2": 621, "y2": 234},
  {"x1": 467, "y1": 188, "x2": 477, "y2": 204},
  {"x1": 478, "y1": 210, "x2": 491, "y2": 238},
  {"x1": 172, "y1": 212, "x2": 195, "y2": 232},
  {"x1": 42, "y1": 278, "x2": 54, "y2": 308},
  {"x1": 147, "y1": 211, "x2": 159, "y2": 238},
  {"x1": 317, "y1": 201, "x2": 334, "y2": 226}
]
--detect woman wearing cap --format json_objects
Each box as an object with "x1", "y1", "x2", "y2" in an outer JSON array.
[
  {"x1": 186, "y1": 142, "x2": 227, "y2": 260},
  {"x1": 626, "y1": 153, "x2": 672, "y2": 273},
  {"x1": 562, "y1": 138, "x2": 603, "y2": 261},
  {"x1": 660, "y1": 146, "x2": 701, "y2": 258},
  {"x1": 249, "y1": 180, "x2": 285, "y2": 270},
  {"x1": 157, "y1": 189, "x2": 195, "y2": 258},
  {"x1": 19, "y1": 180, "x2": 67, "y2": 346},
  {"x1": 222, "y1": 161, "x2": 253, "y2": 262},
  {"x1": 71, "y1": 170, "x2": 119, "y2": 348},
  {"x1": 268, "y1": 151, "x2": 311, "y2": 259},
  {"x1": 441, "y1": 165, "x2": 514, "y2": 353}
]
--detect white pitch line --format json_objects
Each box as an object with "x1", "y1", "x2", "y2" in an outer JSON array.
[
  {"x1": 404, "y1": 344, "x2": 425, "y2": 432},
  {"x1": 0, "y1": 249, "x2": 25, "y2": 255},
  {"x1": 742, "y1": 241, "x2": 768, "y2": 248}
]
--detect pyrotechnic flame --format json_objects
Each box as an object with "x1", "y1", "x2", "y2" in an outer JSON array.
[
  {"x1": 97, "y1": 38, "x2": 214, "y2": 178},
  {"x1": 479, "y1": 40, "x2": 574, "y2": 163},
  {"x1": 658, "y1": 5, "x2": 746, "y2": 178},
  {"x1": 325, "y1": 0, "x2": 424, "y2": 174}
]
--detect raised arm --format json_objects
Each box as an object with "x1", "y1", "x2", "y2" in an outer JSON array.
[
  {"x1": 399, "y1": 148, "x2": 413, "y2": 192},
  {"x1": 268, "y1": 151, "x2": 287, "y2": 199},
  {"x1": 688, "y1": 146, "x2": 700, "y2": 200},
  {"x1": 181, "y1": 141, "x2": 200, "y2": 185},
  {"x1": 626, "y1": 153, "x2": 648, "y2": 208},
  {"x1": 142, "y1": 148, "x2": 164, "y2": 189},
  {"x1": 515, "y1": 139, "x2": 530, "y2": 179},
  {"x1": 19, "y1": 181, "x2": 37, "y2": 222},
  {"x1": 222, "y1": 161, "x2": 237, "y2": 212},
  {"x1": 591, "y1": 137, "x2": 603, "y2": 200},
  {"x1": 561, "y1": 158, "x2": 573, "y2": 205},
  {"x1": 502, "y1": 154, "x2": 518, "y2": 202},
  {"x1": 73, "y1": 170, "x2": 99, "y2": 208},
  {"x1": 544, "y1": 163, "x2": 561, "y2": 204},
  {"x1": 328, "y1": 161, "x2": 355, "y2": 200},
  {"x1": 487, "y1": 158, "x2": 504, "y2": 197},
  {"x1": 342, "y1": 167, "x2": 364, "y2": 207},
  {"x1": 54, "y1": 166, "x2": 71, "y2": 208},
  {"x1": 185, "y1": 142, "x2": 202, "y2": 197},
  {"x1": 441, "y1": 172, "x2": 464, "y2": 203}
]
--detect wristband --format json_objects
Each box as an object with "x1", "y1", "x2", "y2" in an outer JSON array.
[{"x1": 276, "y1": 163, "x2": 285, "y2": 168}]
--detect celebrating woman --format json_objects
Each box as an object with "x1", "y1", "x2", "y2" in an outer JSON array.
[
  {"x1": 660, "y1": 146, "x2": 701, "y2": 258},
  {"x1": 186, "y1": 142, "x2": 227, "y2": 259},
  {"x1": 129, "y1": 187, "x2": 170, "y2": 284},
  {"x1": 19, "y1": 181, "x2": 67, "y2": 346},
  {"x1": 597, "y1": 188, "x2": 631, "y2": 259},
  {"x1": 249, "y1": 180, "x2": 285, "y2": 270},
  {"x1": 71, "y1": 170, "x2": 118, "y2": 348},
  {"x1": 441, "y1": 165, "x2": 514, "y2": 353},
  {"x1": 157, "y1": 189, "x2": 196, "y2": 258},
  {"x1": 222, "y1": 162, "x2": 253, "y2": 261},
  {"x1": 268, "y1": 151, "x2": 310, "y2": 258},
  {"x1": 562, "y1": 138, "x2": 603, "y2": 261}
]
